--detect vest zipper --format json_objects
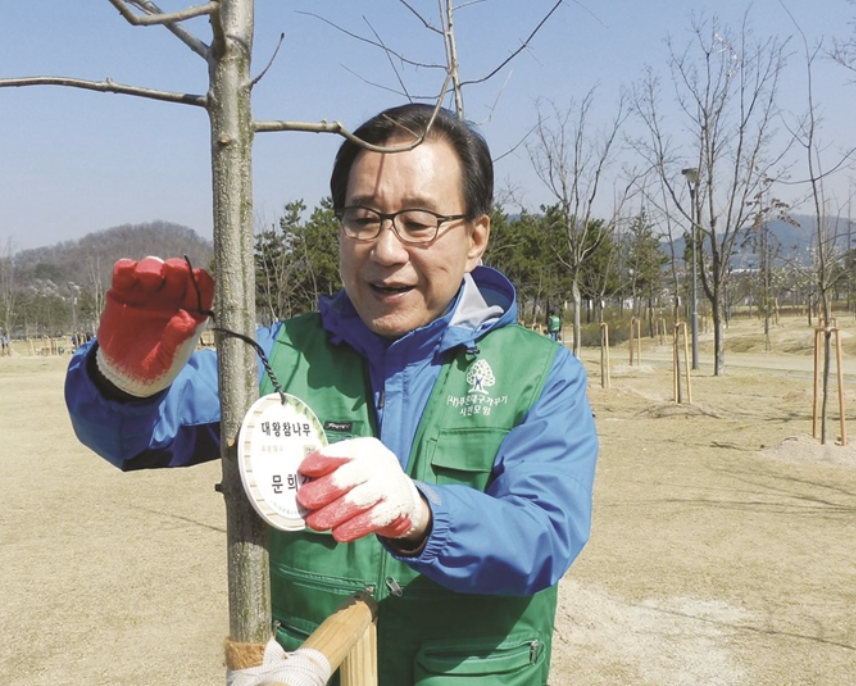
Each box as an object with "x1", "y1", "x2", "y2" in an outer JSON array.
[
  {"x1": 529, "y1": 639, "x2": 540, "y2": 664},
  {"x1": 385, "y1": 576, "x2": 403, "y2": 597}
]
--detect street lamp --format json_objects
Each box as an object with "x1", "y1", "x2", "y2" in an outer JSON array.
[{"x1": 681, "y1": 167, "x2": 700, "y2": 370}]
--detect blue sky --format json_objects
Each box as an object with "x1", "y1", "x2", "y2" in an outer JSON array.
[{"x1": 1, "y1": 0, "x2": 853, "y2": 251}]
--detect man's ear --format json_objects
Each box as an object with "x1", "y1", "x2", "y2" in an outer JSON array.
[{"x1": 465, "y1": 214, "x2": 490, "y2": 271}]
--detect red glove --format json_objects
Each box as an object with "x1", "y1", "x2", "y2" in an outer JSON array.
[
  {"x1": 96, "y1": 256, "x2": 214, "y2": 397},
  {"x1": 296, "y1": 437, "x2": 426, "y2": 544}
]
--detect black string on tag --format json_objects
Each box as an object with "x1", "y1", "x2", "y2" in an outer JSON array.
[{"x1": 184, "y1": 255, "x2": 287, "y2": 405}]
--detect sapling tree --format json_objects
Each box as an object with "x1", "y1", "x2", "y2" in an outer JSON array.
[
  {"x1": 630, "y1": 13, "x2": 789, "y2": 376},
  {"x1": 527, "y1": 91, "x2": 630, "y2": 357}
]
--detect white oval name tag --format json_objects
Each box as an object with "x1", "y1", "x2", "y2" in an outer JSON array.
[{"x1": 238, "y1": 393, "x2": 328, "y2": 531}]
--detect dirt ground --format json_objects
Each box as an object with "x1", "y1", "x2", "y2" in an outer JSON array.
[{"x1": 2, "y1": 314, "x2": 855, "y2": 685}]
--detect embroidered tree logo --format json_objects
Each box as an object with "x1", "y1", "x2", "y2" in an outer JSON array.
[{"x1": 467, "y1": 359, "x2": 496, "y2": 394}]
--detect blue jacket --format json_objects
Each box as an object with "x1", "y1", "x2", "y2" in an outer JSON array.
[{"x1": 65, "y1": 266, "x2": 598, "y2": 596}]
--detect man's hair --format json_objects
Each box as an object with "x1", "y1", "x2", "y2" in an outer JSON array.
[{"x1": 329, "y1": 103, "x2": 494, "y2": 219}]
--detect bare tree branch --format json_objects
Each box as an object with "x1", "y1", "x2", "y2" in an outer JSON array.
[
  {"x1": 364, "y1": 18, "x2": 413, "y2": 101},
  {"x1": 397, "y1": 0, "x2": 442, "y2": 34},
  {"x1": 458, "y1": 0, "x2": 564, "y2": 88},
  {"x1": 296, "y1": 11, "x2": 445, "y2": 71},
  {"x1": 473, "y1": 69, "x2": 514, "y2": 127},
  {"x1": 493, "y1": 121, "x2": 538, "y2": 163},
  {"x1": 829, "y1": 0, "x2": 856, "y2": 74},
  {"x1": 253, "y1": 119, "x2": 440, "y2": 153},
  {"x1": 0, "y1": 76, "x2": 207, "y2": 107},
  {"x1": 250, "y1": 32, "x2": 285, "y2": 89},
  {"x1": 255, "y1": 72, "x2": 451, "y2": 145},
  {"x1": 339, "y1": 64, "x2": 411, "y2": 98},
  {"x1": 455, "y1": 0, "x2": 491, "y2": 10},
  {"x1": 107, "y1": 0, "x2": 218, "y2": 26},
  {"x1": 110, "y1": 0, "x2": 212, "y2": 59}
]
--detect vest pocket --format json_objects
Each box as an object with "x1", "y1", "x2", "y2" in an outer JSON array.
[
  {"x1": 428, "y1": 428, "x2": 509, "y2": 490},
  {"x1": 414, "y1": 634, "x2": 545, "y2": 685}
]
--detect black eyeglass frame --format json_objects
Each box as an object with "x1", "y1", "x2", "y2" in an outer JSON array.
[{"x1": 335, "y1": 206, "x2": 469, "y2": 245}]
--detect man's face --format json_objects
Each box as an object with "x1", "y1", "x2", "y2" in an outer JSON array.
[{"x1": 339, "y1": 138, "x2": 489, "y2": 339}]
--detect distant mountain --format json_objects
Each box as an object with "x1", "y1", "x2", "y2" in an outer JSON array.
[
  {"x1": 13, "y1": 220, "x2": 214, "y2": 293},
  {"x1": 669, "y1": 213, "x2": 854, "y2": 267},
  {"x1": 765, "y1": 214, "x2": 817, "y2": 258}
]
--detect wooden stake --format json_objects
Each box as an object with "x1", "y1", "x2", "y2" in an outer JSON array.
[
  {"x1": 301, "y1": 593, "x2": 377, "y2": 681},
  {"x1": 340, "y1": 617, "x2": 378, "y2": 686},
  {"x1": 671, "y1": 323, "x2": 692, "y2": 405},
  {"x1": 635, "y1": 318, "x2": 641, "y2": 365},
  {"x1": 226, "y1": 594, "x2": 377, "y2": 686},
  {"x1": 812, "y1": 327, "x2": 822, "y2": 439},
  {"x1": 600, "y1": 322, "x2": 611, "y2": 389},
  {"x1": 629, "y1": 318, "x2": 636, "y2": 366},
  {"x1": 673, "y1": 323, "x2": 681, "y2": 404},
  {"x1": 833, "y1": 326, "x2": 848, "y2": 447},
  {"x1": 682, "y1": 322, "x2": 692, "y2": 404}
]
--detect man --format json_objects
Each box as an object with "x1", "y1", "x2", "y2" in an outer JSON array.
[{"x1": 65, "y1": 104, "x2": 598, "y2": 685}]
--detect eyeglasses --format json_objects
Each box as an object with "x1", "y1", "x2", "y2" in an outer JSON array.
[{"x1": 335, "y1": 206, "x2": 467, "y2": 245}]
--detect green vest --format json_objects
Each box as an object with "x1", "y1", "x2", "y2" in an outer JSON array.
[{"x1": 262, "y1": 313, "x2": 560, "y2": 685}]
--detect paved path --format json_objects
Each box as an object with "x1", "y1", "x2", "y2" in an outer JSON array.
[{"x1": 581, "y1": 345, "x2": 856, "y2": 382}]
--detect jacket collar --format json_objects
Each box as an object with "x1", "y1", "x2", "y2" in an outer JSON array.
[{"x1": 319, "y1": 266, "x2": 517, "y2": 363}]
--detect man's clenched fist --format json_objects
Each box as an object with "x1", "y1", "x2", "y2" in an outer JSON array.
[{"x1": 96, "y1": 256, "x2": 214, "y2": 397}]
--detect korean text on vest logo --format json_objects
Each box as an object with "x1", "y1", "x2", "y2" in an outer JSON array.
[{"x1": 446, "y1": 359, "x2": 508, "y2": 417}]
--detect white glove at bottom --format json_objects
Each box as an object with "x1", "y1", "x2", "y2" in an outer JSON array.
[{"x1": 226, "y1": 639, "x2": 330, "y2": 686}]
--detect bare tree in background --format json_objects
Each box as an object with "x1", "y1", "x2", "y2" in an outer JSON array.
[
  {"x1": 85, "y1": 254, "x2": 106, "y2": 333},
  {"x1": 630, "y1": 14, "x2": 789, "y2": 376},
  {"x1": 0, "y1": 238, "x2": 17, "y2": 337},
  {"x1": 527, "y1": 91, "x2": 629, "y2": 357},
  {"x1": 783, "y1": 3, "x2": 856, "y2": 444},
  {"x1": 742, "y1": 180, "x2": 793, "y2": 351}
]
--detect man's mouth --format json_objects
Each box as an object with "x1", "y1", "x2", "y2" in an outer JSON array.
[{"x1": 370, "y1": 283, "x2": 413, "y2": 295}]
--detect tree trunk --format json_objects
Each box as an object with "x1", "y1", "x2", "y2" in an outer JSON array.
[
  {"x1": 209, "y1": 0, "x2": 271, "y2": 645},
  {"x1": 712, "y1": 278, "x2": 725, "y2": 376}
]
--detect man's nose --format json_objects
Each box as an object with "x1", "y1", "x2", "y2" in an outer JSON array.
[{"x1": 371, "y1": 220, "x2": 409, "y2": 263}]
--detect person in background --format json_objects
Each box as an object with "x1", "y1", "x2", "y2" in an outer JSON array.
[
  {"x1": 65, "y1": 103, "x2": 598, "y2": 685},
  {"x1": 547, "y1": 310, "x2": 562, "y2": 342}
]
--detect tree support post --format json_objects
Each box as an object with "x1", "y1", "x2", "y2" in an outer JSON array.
[
  {"x1": 813, "y1": 324, "x2": 848, "y2": 446},
  {"x1": 672, "y1": 322, "x2": 692, "y2": 405},
  {"x1": 600, "y1": 322, "x2": 611, "y2": 389}
]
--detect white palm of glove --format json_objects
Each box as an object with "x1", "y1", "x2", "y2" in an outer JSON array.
[
  {"x1": 226, "y1": 639, "x2": 330, "y2": 686},
  {"x1": 296, "y1": 437, "x2": 425, "y2": 543}
]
